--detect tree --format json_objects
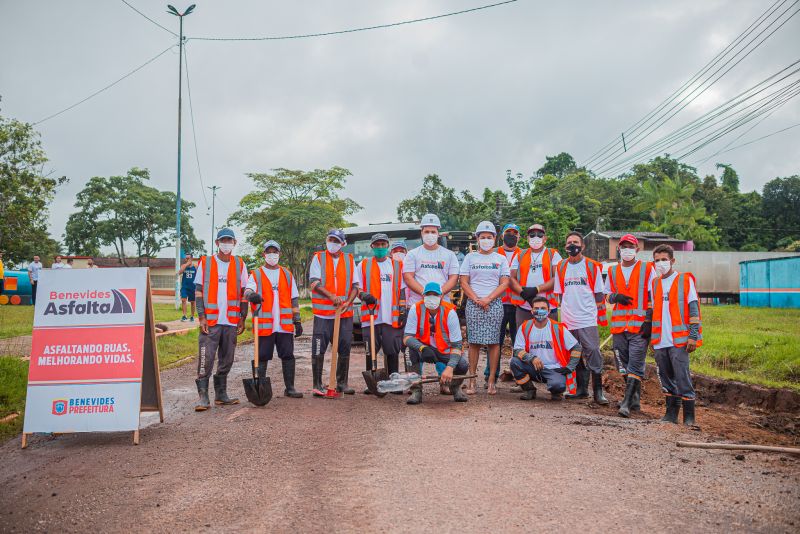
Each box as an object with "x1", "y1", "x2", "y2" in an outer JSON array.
[
  {"x1": 716, "y1": 163, "x2": 740, "y2": 192},
  {"x1": 536, "y1": 152, "x2": 577, "y2": 178},
  {"x1": 762, "y1": 175, "x2": 800, "y2": 248},
  {"x1": 229, "y1": 167, "x2": 362, "y2": 287},
  {"x1": 0, "y1": 112, "x2": 64, "y2": 267}
]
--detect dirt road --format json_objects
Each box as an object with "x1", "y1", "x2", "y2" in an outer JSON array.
[{"x1": 1, "y1": 336, "x2": 798, "y2": 533}]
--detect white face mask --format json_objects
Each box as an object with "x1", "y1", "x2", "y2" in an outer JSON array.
[
  {"x1": 529, "y1": 237, "x2": 544, "y2": 249},
  {"x1": 264, "y1": 253, "x2": 279, "y2": 266},
  {"x1": 422, "y1": 233, "x2": 438, "y2": 246},
  {"x1": 218, "y1": 243, "x2": 235, "y2": 254},
  {"x1": 655, "y1": 259, "x2": 672, "y2": 276},
  {"x1": 326, "y1": 241, "x2": 342, "y2": 254},
  {"x1": 479, "y1": 238, "x2": 495, "y2": 252},
  {"x1": 423, "y1": 295, "x2": 441, "y2": 310},
  {"x1": 392, "y1": 252, "x2": 406, "y2": 262},
  {"x1": 619, "y1": 248, "x2": 636, "y2": 261}
]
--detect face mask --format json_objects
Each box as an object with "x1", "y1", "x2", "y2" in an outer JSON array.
[
  {"x1": 533, "y1": 308, "x2": 549, "y2": 321},
  {"x1": 264, "y1": 253, "x2": 279, "y2": 266},
  {"x1": 529, "y1": 237, "x2": 544, "y2": 249},
  {"x1": 655, "y1": 259, "x2": 672, "y2": 276},
  {"x1": 566, "y1": 244, "x2": 582, "y2": 257},
  {"x1": 503, "y1": 234, "x2": 518, "y2": 247},
  {"x1": 423, "y1": 295, "x2": 441, "y2": 310},
  {"x1": 392, "y1": 252, "x2": 406, "y2": 262},
  {"x1": 326, "y1": 241, "x2": 342, "y2": 254},
  {"x1": 619, "y1": 248, "x2": 636, "y2": 261},
  {"x1": 218, "y1": 243, "x2": 235, "y2": 254},
  {"x1": 479, "y1": 238, "x2": 495, "y2": 252},
  {"x1": 422, "y1": 233, "x2": 438, "y2": 246},
  {"x1": 373, "y1": 247, "x2": 389, "y2": 259}
]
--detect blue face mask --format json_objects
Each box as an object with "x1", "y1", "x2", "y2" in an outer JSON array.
[{"x1": 533, "y1": 308, "x2": 549, "y2": 321}]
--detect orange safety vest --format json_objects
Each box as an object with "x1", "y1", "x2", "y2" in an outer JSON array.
[
  {"x1": 360, "y1": 258, "x2": 403, "y2": 328},
  {"x1": 252, "y1": 266, "x2": 295, "y2": 336},
  {"x1": 496, "y1": 246, "x2": 521, "y2": 304},
  {"x1": 651, "y1": 272, "x2": 703, "y2": 349},
  {"x1": 556, "y1": 257, "x2": 608, "y2": 327},
  {"x1": 414, "y1": 301, "x2": 457, "y2": 354},
  {"x1": 511, "y1": 247, "x2": 559, "y2": 308},
  {"x1": 311, "y1": 251, "x2": 356, "y2": 318},
  {"x1": 200, "y1": 254, "x2": 244, "y2": 327},
  {"x1": 607, "y1": 260, "x2": 654, "y2": 334},
  {"x1": 520, "y1": 319, "x2": 577, "y2": 395}
]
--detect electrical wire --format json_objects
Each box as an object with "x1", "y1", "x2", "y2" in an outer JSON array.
[
  {"x1": 187, "y1": 0, "x2": 519, "y2": 41},
  {"x1": 183, "y1": 44, "x2": 210, "y2": 210},
  {"x1": 699, "y1": 122, "x2": 800, "y2": 159},
  {"x1": 33, "y1": 45, "x2": 176, "y2": 125},
  {"x1": 119, "y1": 0, "x2": 178, "y2": 37}
]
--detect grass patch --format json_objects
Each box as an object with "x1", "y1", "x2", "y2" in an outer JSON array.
[
  {"x1": 0, "y1": 306, "x2": 34, "y2": 339},
  {"x1": 0, "y1": 357, "x2": 28, "y2": 441}
]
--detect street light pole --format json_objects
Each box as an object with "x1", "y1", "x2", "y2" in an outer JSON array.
[{"x1": 208, "y1": 185, "x2": 220, "y2": 256}]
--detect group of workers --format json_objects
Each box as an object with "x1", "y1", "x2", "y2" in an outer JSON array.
[{"x1": 191, "y1": 214, "x2": 702, "y2": 426}]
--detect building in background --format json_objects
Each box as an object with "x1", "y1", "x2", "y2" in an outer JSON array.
[
  {"x1": 740, "y1": 256, "x2": 800, "y2": 309},
  {"x1": 92, "y1": 257, "x2": 196, "y2": 297},
  {"x1": 584, "y1": 231, "x2": 693, "y2": 262}
]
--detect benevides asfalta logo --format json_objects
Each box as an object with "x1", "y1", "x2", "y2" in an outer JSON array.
[{"x1": 43, "y1": 289, "x2": 136, "y2": 316}]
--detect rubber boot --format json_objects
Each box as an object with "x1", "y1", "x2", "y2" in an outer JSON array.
[
  {"x1": 440, "y1": 383, "x2": 452, "y2": 395},
  {"x1": 630, "y1": 377, "x2": 642, "y2": 411},
  {"x1": 336, "y1": 356, "x2": 355, "y2": 395},
  {"x1": 257, "y1": 361, "x2": 268, "y2": 379},
  {"x1": 450, "y1": 378, "x2": 468, "y2": 402},
  {"x1": 550, "y1": 391, "x2": 563, "y2": 401},
  {"x1": 519, "y1": 380, "x2": 536, "y2": 401},
  {"x1": 213, "y1": 374, "x2": 239, "y2": 405},
  {"x1": 565, "y1": 360, "x2": 589, "y2": 399},
  {"x1": 682, "y1": 398, "x2": 696, "y2": 426},
  {"x1": 363, "y1": 352, "x2": 373, "y2": 395},
  {"x1": 312, "y1": 355, "x2": 325, "y2": 397},
  {"x1": 661, "y1": 395, "x2": 681, "y2": 423},
  {"x1": 282, "y1": 358, "x2": 303, "y2": 398},
  {"x1": 618, "y1": 376, "x2": 637, "y2": 418},
  {"x1": 591, "y1": 372, "x2": 609, "y2": 405},
  {"x1": 194, "y1": 378, "x2": 210, "y2": 411},
  {"x1": 407, "y1": 384, "x2": 422, "y2": 405}
]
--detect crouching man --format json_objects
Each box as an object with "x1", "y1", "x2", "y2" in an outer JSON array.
[
  {"x1": 402, "y1": 282, "x2": 468, "y2": 405},
  {"x1": 510, "y1": 296, "x2": 581, "y2": 401}
]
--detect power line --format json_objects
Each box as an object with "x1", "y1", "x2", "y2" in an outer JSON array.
[
  {"x1": 187, "y1": 0, "x2": 519, "y2": 41},
  {"x1": 119, "y1": 0, "x2": 178, "y2": 37},
  {"x1": 33, "y1": 45, "x2": 176, "y2": 125},
  {"x1": 697, "y1": 122, "x2": 800, "y2": 160},
  {"x1": 183, "y1": 44, "x2": 210, "y2": 210}
]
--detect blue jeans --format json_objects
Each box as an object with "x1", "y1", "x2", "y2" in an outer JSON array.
[{"x1": 509, "y1": 358, "x2": 567, "y2": 393}]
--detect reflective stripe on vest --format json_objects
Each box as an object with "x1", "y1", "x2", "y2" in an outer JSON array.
[
  {"x1": 520, "y1": 319, "x2": 576, "y2": 395},
  {"x1": 650, "y1": 272, "x2": 703, "y2": 348},
  {"x1": 415, "y1": 301, "x2": 454, "y2": 354},
  {"x1": 557, "y1": 258, "x2": 606, "y2": 326},
  {"x1": 510, "y1": 248, "x2": 558, "y2": 308},
  {"x1": 311, "y1": 251, "x2": 355, "y2": 318},
  {"x1": 253, "y1": 266, "x2": 294, "y2": 336},
  {"x1": 498, "y1": 247, "x2": 520, "y2": 304},
  {"x1": 201, "y1": 255, "x2": 243, "y2": 326},
  {"x1": 609, "y1": 261, "x2": 650, "y2": 334},
  {"x1": 361, "y1": 258, "x2": 402, "y2": 328}
]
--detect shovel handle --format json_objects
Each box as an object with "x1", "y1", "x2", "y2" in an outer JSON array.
[
  {"x1": 253, "y1": 303, "x2": 260, "y2": 368},
  {"x1": 414, "y1": 373, "x2": 477, "y2": 385},
  {"x1": 328, "y1": 308, "x2": 342, "y2": 390},
  {"x1": 368, "y1": 304, "x2": 377, "y2": 368}
]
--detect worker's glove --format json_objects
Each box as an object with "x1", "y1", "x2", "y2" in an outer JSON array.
[
  {"x1": 610, "y1": 293, "x2": 633, "y2": 306},
  {"x1": 361, "y1": 293, "x2": 378, "y2": 306},
  {"x1": 420, "y1": 345, "x2": 437, "y2": 361},
  {"x1": 247, "y1": 292, "x2": 263, "y2": 305},
  {"x1": 398, "y1": 306, "x2": 408, "y2": 327},
  {"x1": 554, "y1": 366, "x2": 571, "y2": 375},
  {"x1": 520, "y1": 286, "x2": 539, "y2": 303},
  {"x1": 294, "y1": 321, "x2": 303, "y2": 337},
  {"x1": 640, "y1": 321, "x2": 652, "y2": 340}
]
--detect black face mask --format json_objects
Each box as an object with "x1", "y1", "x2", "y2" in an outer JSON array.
[
  {"x1": 566, "y1": 244, "x2": 582, "y2": 257},
  {"x1": 502, "y1": 234, "x2": 518, "y2": 247}
]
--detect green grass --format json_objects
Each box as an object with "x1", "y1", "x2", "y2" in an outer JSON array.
[
  {"x1": 0, "y1": 357, "x2": 28, "y2": 441},
  {"x1": 0, "y1": 306, "x2": 34, "y2": 339}
]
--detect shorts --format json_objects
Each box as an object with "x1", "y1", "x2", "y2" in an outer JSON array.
[{"x1": 180, "y1": 286, "x2": 196, "y2": 301}]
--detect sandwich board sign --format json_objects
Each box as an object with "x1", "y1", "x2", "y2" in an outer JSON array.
[{"x1": 21, "y1": 267, "x2": 164, "y2": 447}]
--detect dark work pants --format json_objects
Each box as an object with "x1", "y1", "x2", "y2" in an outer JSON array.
[
  {"x1": 408, "y1": 345, "x2": 468, "y2": 375},
  {"x1": 31, "y1": 281, "x2": 38, "y2": 305},
  {"x1": 311, "y1": 316, "x2": 353, "y2": 359},
  {"x1": 197, "y1": 324, "x2": 238, "y2": 379},
  {"x1": 654, "y1": 346, "x2": 695, "y2": 399},
  {"x1": 363, "y1": 322, "x2": 404, "y2": 375},
  {"x1": 613, "y1": 331, "x2": 649, "y2": 379},
  {"x1": 258, "y1": 332, "x2": 294, "y2": 362}
]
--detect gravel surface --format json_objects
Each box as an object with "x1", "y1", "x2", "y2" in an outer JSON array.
[{"x1": 1, "y1": 335, "x2": 798, "y2": 533}]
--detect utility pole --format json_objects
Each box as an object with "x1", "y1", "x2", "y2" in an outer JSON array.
[
  {"x1": 168, "y1": 4, "x2": 195, "y2": 309},
  {"x1": 621, "y1": 133, "x2": 627, "y2": 152},
  {"x1": 208, "y1": 185, "x2": 220, "y2": 256}
]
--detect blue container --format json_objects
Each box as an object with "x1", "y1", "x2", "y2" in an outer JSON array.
[{"x1": 740, "y1": 256, "x2": 800, "y2": 308}]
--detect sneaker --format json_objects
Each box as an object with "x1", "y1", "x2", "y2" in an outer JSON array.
[
  {"x1": 181, "y1": 316, "x2": 188, "y2": 322},
  {"x1": 190, "y1": 316, "x2": 195, "y2": 322}
]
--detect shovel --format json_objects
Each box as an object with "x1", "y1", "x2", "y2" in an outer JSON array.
[
  {"x1": 362, "y1": 304, "x2": 388, "y2": 397},
  {"x1": 242, "y1": 304, "x2": 272, "y2": 406},
  {"x1": 323, "y1": 308, "x2": 342, "y2": 398}
]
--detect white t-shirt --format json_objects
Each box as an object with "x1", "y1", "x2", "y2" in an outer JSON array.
[
  {"x1": 511, "y1": 248, "x2": 563, "y2": 310},
  {"x1": 402, "y1": 245, "x2": 460, "y2": 305},
  {"x1": 404, "y1": 305, "x2": 462, "y2": 345},
  {"x1": 308, "y1": 253, "x2": 359, "y2": 320},
  {"x1": 28, "y1": 262, "x2": 43, "y2": 281},
  {"x1": 653, "y1": 271, "x2": 698, "y2": 350},
  {"x1": 63, "y1": 264, "x2": 73, "y2": 269},
  {"x1": 603, "y1": 261, "x2": 655, "y2": 298},
  {"x1": 245, "y1": 266, "x2": 299, "y2": 334},
  {"x1": 51, "y1": 263, "x2": 64, "y2": 270},
  {"x1": 553, "y1": 260, "x2": 604, "y2": 330},
  {"x1": 356, "y1": 259, "x2": 406, "y2": 325},
  {"x1": 513, "y1": 322, "x2": 579, "y2": 369},
  {"x1": 459, "y1": 251, "x2": 510, "y2": 299},
  {"x1": 194, "y1": 255, "x2": 250, "y2": 327}
]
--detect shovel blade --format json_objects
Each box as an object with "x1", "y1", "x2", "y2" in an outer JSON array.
[
  {"x1": 242, "y1": 376, "x2": 272, "y2": 406},
  {"x1": 363, "y1": 368, "x2": 390, "y2": 397}
]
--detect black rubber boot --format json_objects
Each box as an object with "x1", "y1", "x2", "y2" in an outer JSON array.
[
  {"x1": 630, "y1": 377, "x2": 642, "y2": 411},
  {"x1": 682, "y1": 398, "x2": 696, "y2": 426},
  {"x1": 195, "y1": 378, "x2": 210, "y2": 411},
  {"x1": 450, "y1": 378, "x2": 468, "y2": 402},
  {"x1": 519, "y1": 380, "x2": 536, "y2": 401},
  {"x1": 213, "y1": 374, "x2": 239, "y2": 405},
  {"x1": 565, "y1": 360, "x2": 589, "y2": 399},
  {"x1": 282, "y1": 358, "x2": 303, "y2": 398},
  {"x1": 336, "y1": 356, "x2": 355, "y2": 395},
  {"x1": 592, "y1": 372, "x2": 610, "y2": 405},
  {"x1": 385, "y1": 353, "x2": 399, "y2": 376},
  {"x1": 363, "y1": 351, "x2": 373, "y2": 394},
  {"x1": 407, "y1": 385, "x2": 422, "y2": 405},
  {"x1": 312, "y1": 355, "x2": 325, "y2": 397},
  {"x1": 257, "y1": 361, "x2": 268, "y2": 379},
  {"x1": 618, "y1": 376, "x2": 637, "y2": 418},
  {"x1": 661, "y1": 395, "x2": 681, "y2": 423}
]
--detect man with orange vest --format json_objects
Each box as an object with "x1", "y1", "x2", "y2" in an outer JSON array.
[
  {"x1": 402, "y1": 282, "x2": 469, "y2": 405},
  {"x1": 649, "y1": 244, "x2": 702, "y2": 426},
  {"x1": 309, "y1": 229, "x2": 360, "y2": 397},
  {"x1": 356, "y1": 233, "x2": 407, "y2": 393},
  {"x1": 511, "y1": 296, "x2": 581, "y2": 401},
  {"x1": 604, "y1": 234, "x2": 655, "y2": 418},
  {"x1": 553, "y1": 231, "x2": 609, "y2": 404},
  {"x1": 509, "y1": 223, "x2": 562, "y2": 324},
  {"x1": 243, "y1": 240, "x2": 304, "y2": 399},
  {"x1": 193, "y1": 228, "x2": 250, "y2": 411}
]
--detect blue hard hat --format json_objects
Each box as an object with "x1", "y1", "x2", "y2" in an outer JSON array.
[
  {"x1": 327, "y1": 229, "x2": 346, "y2": 243},
  {"x1": 423, "y1": 282, "x2": 442, "y2": 295},
  {"x1": 502, "y1": 223, "x2": 521, "y2": 234},
  {"x1": 216, "y1": 227, "x2": 236, "y2": 240}
]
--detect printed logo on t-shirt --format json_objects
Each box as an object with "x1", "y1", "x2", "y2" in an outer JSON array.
[
  {"x1": 419, "y1": 261, "x2": 446, "y2": 270},
  {"x1": 380, "y1": 273, "x2": 392, "y2": 282},
  {"x1": 471, "y1": 262, "x2": 501, "y2": 271},
  {"x1": 529, "y1": 340, "x2": 553, "y2": 350},
  {"x1": 564, "y1": 277, "x2": 587, "y2": 287},
  {"x1": 218, "y1": 275, "x2": 228, "y2": 284}
]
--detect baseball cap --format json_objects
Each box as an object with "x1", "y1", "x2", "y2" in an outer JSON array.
[
  {"x1": 370, "y1": 233, "x2": 390, "y2": 245},
  {"x1": 420, "y1": 213, "x2": 441, "y2": 228},
  {"x1": 619, "y1": 233, "x2": 639, "y2": 246},
  {"x1": 423, "y1": 282, "x2": 442, "y2": 295},
  {"x1": 390, "y1": 240, "x2": 407, "y2": 251},
  {"x1": 527, "y1": 224, "x2": 545, "y2": 235},
  {"x1": 502, "y1": 223, "x2": 521, "y2": 234},
  {"x1": 475, "y1": 220, "x2": 497, "y2": 235},
  {"x1": 216, "y1": 227, "x2": 236, "y2": 240},
  {"x1": 327, "y1": 229, "x2": 346, "y2": 243},
  {"x1": 262, "y1": 240, "x2": 281, "y2": 252}
]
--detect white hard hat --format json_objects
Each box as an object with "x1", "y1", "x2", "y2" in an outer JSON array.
[
  {"x1": 420, "y1": 213, "x2": 441, "y2": 228},
  {"x1": 475, "y1": 220, "x2": 497, "y2": 235}
]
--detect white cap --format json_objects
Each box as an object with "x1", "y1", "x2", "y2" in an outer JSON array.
[
  {"x1": 475, "y1": 220, "x2": 497, "y2": 236},
  {"x1": 420, "y1": 213, "x2": 441, "y2": 228}
]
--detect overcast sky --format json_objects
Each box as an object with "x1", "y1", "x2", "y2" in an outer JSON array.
[{"x1": 2, "y1": 0, "x2": 798, "y2": 257}]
